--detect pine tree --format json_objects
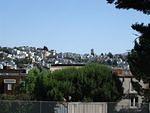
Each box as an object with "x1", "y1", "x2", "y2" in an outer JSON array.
[
  {"x1": 107, "y1": 0, "x2": 150, "y2": 14},
  {"x1": 107, "y1": 0, "x2": 150, "y2": 102}
]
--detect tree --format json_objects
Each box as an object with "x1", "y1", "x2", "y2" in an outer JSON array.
[
  {"x1": 43, "y1": 46, "x2": 49, "y2": 51},
  {"x1": 0, "y1": 53, "x2": 4, "y2": 61},
  {"x1": 106, "y1": 0, "x2": 150, "y2": 15},
  {"x1": 24, "y1": 64, "x2": 123, "y2": 102},
  {"x1": 107, "y1": 0, "x2": 150, "y2": 101},
  {"x1": 128, "y1": 24, "x2": 150, "y2": 102},
  {"x1": 80, "y1": 63, "x2": 123, "y2": 102},
  {"x1": 25, "y1": 68, "x2": 41, "y2": 99},
  {"x1": 53, "y1": 63, "x2": 123, "y2": 102},
  {"x1": 107, "y1": 52, "x2": 113, "y2": 58},
  {"x1": 33, "y1": 74, "x2": 47, "y2": 100}
]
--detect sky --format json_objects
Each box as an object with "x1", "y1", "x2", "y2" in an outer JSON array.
[{"x1": 0, "y1": 0, "x2": 149, "y2": 54}]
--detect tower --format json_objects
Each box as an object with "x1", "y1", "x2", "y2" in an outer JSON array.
[{"x1": 91, "y1": 49, "x2": 94, "y2": 56}]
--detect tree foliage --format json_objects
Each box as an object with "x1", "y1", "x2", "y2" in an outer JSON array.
[
  {"x1": 24, "y1": 63, "x2": 123, "y2": 102},
  {"x1": 128, "y1": 23, "x2": 150, "y2": 101},
  {"x1": 128, "y1": 23, "x2": 150, "y2": 83},
  {"x1": 106, "y1": 0, "x2": 150, "y2": 15},
  {"x1": 106, "y1": 0, "x2": 150, "y2": 101}
]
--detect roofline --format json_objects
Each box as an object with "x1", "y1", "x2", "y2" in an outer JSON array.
[{"x1": 51, "y1": 64, "x2": 86, "y2": 66}]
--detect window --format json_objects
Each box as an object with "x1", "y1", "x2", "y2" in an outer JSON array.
[
  {"x1": 130, "y1": 97, "x2": 138, "y2": 108},
  {"x1": 131, "y1": 97, "x2": 134, "y2": 107},
  {"x1": 7, "y1": 84, "x2": 12, "y2": 91},
  {"x1": 130, "y1": 82, "x2": 134, "y2": 91},
  {"x1": 135, "y1": 97, "x2": 138, "y2": 107}
]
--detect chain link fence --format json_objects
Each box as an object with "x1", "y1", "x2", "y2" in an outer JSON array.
[
  {"x1": 107, "y1": 102, "x2": 149, "y2": 113},
  {"x1": 0, "y1": 101, "x2": 67, "y2": 113},
  {"x1": 0, "y1": 101, "x2": 149, "y2": 113}
]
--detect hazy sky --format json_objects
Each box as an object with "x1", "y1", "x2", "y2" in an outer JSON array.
[{"x1": 0, "y1": 0, "x2": 149, "y2": 54}]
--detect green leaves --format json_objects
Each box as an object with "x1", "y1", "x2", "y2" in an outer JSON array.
[
  {"x1": 107, "y1": 0, "x2": 150, "y2": 15},
  {"x1": 128, "y1": 24, "x2": 150, "y2": 102},
  {"x1": 107, "y1": 0, "x2": 150, "y2": 102},
  {"x1": 24, "y1": 64, "x2": 123, "y2": 102}
]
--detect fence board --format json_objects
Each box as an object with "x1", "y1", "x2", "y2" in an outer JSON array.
[{"x1": 68, "y1": 102, "x2": 107, "y2": 113}]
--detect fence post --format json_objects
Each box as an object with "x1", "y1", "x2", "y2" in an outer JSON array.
[
  {"x1": 67, "y1": 102, "x2": 69, "y2": 113},
  {"x1": 148, "y1": 102, "x2": 150, "y2": 113},
  {"x1": 40, "y1": 101, "x2": 41, "y2": 113}
]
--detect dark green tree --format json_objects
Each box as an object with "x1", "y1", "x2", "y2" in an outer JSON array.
[
  {"x1": 24, "y1": 64, "x2": 123, "y2": 102},
  {"x1": 25, "y1": 68, "x2": 40, "y2": 99},
  {"x1": 33, "y1": 74, "x2": 47, "y2": 100},
  {"x1": 128, "y1": 24, "x2": 150, "y2": 102},
  {"x1": 43, "y1": 46, "x2": 49, "y2": 51},
  {"x1": 106, "y1": 0, "x2": 150, "y2": 15},
  {"x1": 81, "y1": 63, "x2": 123, "y2": 102},
  {"x1": 107, "y1": 0, "x2": 150, "y2": 101},
  {"x1": 107, "y1": 52, "x2": 113, "y2": 58},
  {"x1": 50, "y1": 63, "x2": 123, "y2": 102}
]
